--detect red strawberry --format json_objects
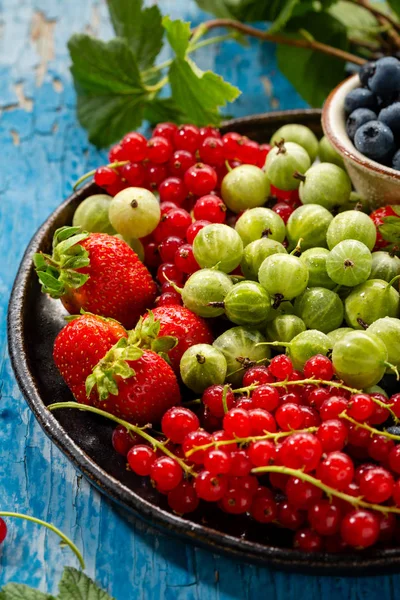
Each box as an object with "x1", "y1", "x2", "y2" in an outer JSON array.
[
  {"x1": 53, "y1": 313, "x2": 127, "y2": 404},
  {"x1": 86, "y1": 338, "x2": 181, "y2": 425},
  {"x1": 34, "y1": 226, "x2": 157, "y2": 328},
  {"x1": 140, "y1": 306, "x2": 214, "y2": 372},
  {"x1": 370, "y1": 205, "x2": 400, "y2": 250}
]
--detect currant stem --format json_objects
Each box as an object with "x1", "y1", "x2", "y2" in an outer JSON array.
[
  {"x1": 73, "y1": 161, "x2": 129, "y2": 190},
  {"x1": 0, "y1": 512, "x2": 85, "y2": 569},
  {"x1": 184, "y1": 427, "x2": 318, "y2": 458},
  {"x1": 340, "y1": 411, "x2": 400, "y2": 439},
  {"x1": 222, "y1": 384, "x2": 230, "y2": 414},
  {"x1": 233, "y1": 378, "x2": 361, "y2": 396},
  {"x1": 250, "y1": 466, "x2": 400, "y2": 515},
  {"x1": 48, "y1": 402, "x2": 196, "y2": 476}
]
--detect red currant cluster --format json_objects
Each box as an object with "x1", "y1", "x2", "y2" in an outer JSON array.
[
  {"x1": 92, "y1": 122, "x2": 301, "y2": 306},
  {"x1": 111, "y1": 352, "x2": 400, "y2": 553}
]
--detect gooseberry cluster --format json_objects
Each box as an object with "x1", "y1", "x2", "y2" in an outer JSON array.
[{"x1": 110, "y1": 353, "x2": 400, "y2": 552}]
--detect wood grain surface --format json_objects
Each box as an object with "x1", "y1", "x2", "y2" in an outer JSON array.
[{"x1": 1, "y1": 0, "x2": 398, "y2": 597}]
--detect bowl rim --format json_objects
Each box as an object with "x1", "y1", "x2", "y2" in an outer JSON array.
[{"x1": 322, "y1": 74, "x2": 400, "y2": 180}]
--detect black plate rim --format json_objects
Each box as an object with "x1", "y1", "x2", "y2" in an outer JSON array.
[{"x1": 8, "y1": 109, "x2": 400, "y2": 574}]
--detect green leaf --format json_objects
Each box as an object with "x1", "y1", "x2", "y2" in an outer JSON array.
[
  {"x1": 162, "y1": 16, "x2": 191, "y2": 59},
  {"x1": 106, "y1": 0, "x2": 163, "y2": 69},
  {"x1": 1, "y1": 584, "x2": 55, "y2": 600},
  {"x1": 151, "y1": 336, "x2": 178, "y2": 354},
  {"x1": 68, "y1": 35, "x2": 149, "y2": 147},
  {"x1": 194, "y1": 0, "x2": 300, "y2": 23},
  {"x1": 379, "y1": 215, "x2": 400, "y2": 242},
  {"x1": 276, "y1": 12, "x2": 349, "y2": 107},
  {"x1": 268, "y1": 0, "x2": 300, "y2": 34},
  {"x1": 143, "y1": 97, "x2": 186, "y2": 125},
  {"x1": 387, "y1": 0, "x2": 400, "y2": 18},
  {"x1": 193, "y1": 0, "x2": 235, "y2": 18},
  {"x1": 58, "y1": 567, "x2": 114, "y2": 600},
  {"x1": 329, "y1": 1, "x2": 380, "y2": 44}
]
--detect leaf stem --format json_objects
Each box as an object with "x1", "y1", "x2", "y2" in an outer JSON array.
[
  {"x1": 0, "y1": 512, "x2": 85, "y2": 569},
  {"x1": 250, "y1": 466, "x2": 400, "y2": 515},
  {"x1": 73, "y1": 160, "x2": 129, "y2": 190},
  {"x1": 194, "y1": 19, "x2": 366, "y2": 66},
  {"x1": 145, "y1": 75, "x2": 169, "y2": 93},
  {"x1": 48, "y1": 402, "x2": 196, "y2": 476}
]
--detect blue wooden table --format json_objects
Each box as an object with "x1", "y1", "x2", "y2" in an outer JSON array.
[{"x1": 1, "y1": 1, "x2": 399, "y2": 597}]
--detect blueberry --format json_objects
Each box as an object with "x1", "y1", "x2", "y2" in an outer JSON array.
[
  {"x1": 379, "y1": 102, "x2": 400, "y2": 137},
  {"x1": 368, "y1": 56, "x2": 400, "y2": 98},
  {"x1": 386, "y1": 425, "x2": 400, "y2": 436},
  {"x1": 346, "y1": 108, "x2": 377, "y2": 140},
  {"x1": 354, "y1": 120, "x2": 395, "y2": 162},
  {"x1": 344, "y1": 88, "x2": 377, "y2": 114},
  {"x1": 392, "y1": 149, "x2": 400, "y2": 171},
  {"x1": 359, "y1": 61, "x2": 376, "y2": 87}
]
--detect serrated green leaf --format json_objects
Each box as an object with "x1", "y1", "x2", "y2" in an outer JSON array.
[
  {"x1": 106, "y1": 0, "x2": 163, "y2": 69},
  {"x1": 162, "y1": 16, "x2": 191, "y2": 59},
  {"x1": 113, "y1": 360, "x2": 135, "y2": 378},
  {"x1": 1, "y1": 584, "x2": 55, "y2": 600},
  {"x1": 151, "y1": 336, "x2": 178, "y2": 354},
  {"x1": 169, "y1": 58, "x2": 240, "y2": 126},
  {"x1": 68, "y1": 35, "x2": 149, "y2": 147},
  {"x1": 329, "y1": 1, "x2": 380, "y2": 44},
  {"x1": 277, "y1": 12, "x2": 348, "y2": 107},
  {"x1": 61, "y1": 271, "x2": 89, "y2": 289},
  {"x1": 56, "y1": 234, "x2": 88, "y2": 256},
  {"x1": 143, "y1": 97, "x2": 186, "y2": 125},
  {"x1": 33, "y1": 253, "x2": 47, "y2": 269},
  {"x1": 59, "y1": 567, "x2": 115, "y2": 600},
  {"x1": 37, "y1": 271, "x2": 64, "y2": 294},
  {"x1": 122, "y1": 346, "x2": 143, "y2": 361}
]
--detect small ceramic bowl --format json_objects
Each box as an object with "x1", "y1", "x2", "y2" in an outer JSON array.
[{"x1": 322, "y1": 74, "x2": 400, "y2": 209}]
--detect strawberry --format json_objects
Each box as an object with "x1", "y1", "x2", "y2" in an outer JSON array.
[
  {"x1": 139, "y1": 306, "x2": 213, "y2": 372},
  {"x1": 53, "y1": 313, "x2": 127, "y2": 404},
  {"x1": 86, "y1": 337, "x2": 181, "y2": 425},
  {"x1": 34, "y1": 226, "x2": 157, "y2": 328},
  {"x1": 370, "y1": 205, "x2": 400, "y2": 250}
]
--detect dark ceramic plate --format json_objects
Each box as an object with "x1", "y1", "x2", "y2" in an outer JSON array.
[{"x1": 8, "y1": 110, "x2": 400, "y2": 574}]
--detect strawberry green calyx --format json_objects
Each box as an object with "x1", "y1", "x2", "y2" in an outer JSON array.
[
  {"x1": 86, "y1": 337, "x2": 143, "y2": 401},
  {"x1": 128, "y1": 310, "x2": 178, "y2": 363},
  {"x1": 33, "y1": 226, "x2": 90, "y2": 298}
]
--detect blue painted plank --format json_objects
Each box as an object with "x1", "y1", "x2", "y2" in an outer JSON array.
[{"x1": 0, "y1": 0, "x2": 399, "y2": 598}]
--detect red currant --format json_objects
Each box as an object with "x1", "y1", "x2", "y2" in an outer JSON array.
[
  {"x1": 184, "y1": 163, "x2": 218, "y2": 196},
  {"x1": 158, "y1": 236, "x2": 184, "y2": 263},
  {"x1": 275, "y1": 402, "x2": 305, "y2": 431},
  {"x1": 278, "y1": 502, "x2": 305, "y2": 530},
  {"x1": 389, "y1": 445, "x2": 400, "y2": 474},
  {"x1": 199, "y1": 126, "x2": 220, "y2": 141},
  {"x1": 112, "y1": 425, "x2": 142, "y2": 456},
  {"x1": 228, "y1": 450, "x2": 252, "y2": 476},
  {"x1": 159, "y1": 177, "x2": 187, "y2": 205},
  {"x1": 212, "y1": 430, "x2": 237, "y2": 454},
  {"x1": 161, "y1": 407, "x2": 200, "y2": 444},
  {"x1": 121, "y1": 132, "x2": 147, "y2": 162},
  {"x1": 251, "y1": 385, "x2": 280, "y2": 412},
  {"x1": 156, "y1": 291, "x2": 182, "y2": 307},
  {"x1": 368, "y1": 434, "x2": 394, "y2": 462},
  {"x1": 154, "y1": 208, "x2": 192, "y2": 242},
  {"x1": 168, "y1": 150, "x2": 196, "y2": 177},
  {"x1": 269, "y1": 355, "x2": 293, "y2": 380},
  {"x1": 359, "y1": 466, "x2": 394, "y2": 503},
  {"x1": 317, "y1": 451, "x2": 354, "y2": 491},
  {"x1": 347, "y1": 394, "x2": 374, "y2": 421},
  {"x1": 94, "y1": 166, "x2": 118, "y2": 187},
  {"x1": 389, "y1": 393, "x2": 400, "y2": 418},
  {"x1": 193, "y1": 195, "x2": 226, "y2": 223},
  {"x1": 0, "y1": 518, "x2": 7, "y2": 544},
  {"x1": 202, "y1": 385, "x2": 235, "y2": 418},
  {"x1": 248, "y1": 408, "x2": 276, "y2": 435},
  {"x1": 120, "y1": 162, "x2": 146, "y2": 186},
  {"x1": 303, "y1": 355, "x2": 333, "y2": 380},
  {"x1": 293, "y1": 528, "x2": 323, "y2": 552},
  {"x1": 147, "y1": 136, "x2": 173, "y2": 164},
  {"x1": 194, "y1": 470, "x2": 228, "y2": 501},
  {"x1": 174, "y1": 244, "x2": 199, "y2": 274},
  {"x1": 145, "y1": 163, "x2": 168, "y2": 190},
  {"x1": 320, "y1": 396, "x2": 348, "y2": 421},
  {"x1": 369, "y1": 394, "x2": 391, "y2": 425},
  {"x1": 167, "y1": 481, "x2": 199, "y2": 514},
  {"x1": 186, "y1": 220, "x2": 211, "y2": 244},
  {"x1": 308, "y1": 500, "x2": 342, "y2": 536},
  {"x1": 153, "y1": 122, "x2": 178, "y2": 142},
  {"x1": 223, "y1": 408, "x2": 251, "y2": 438},
  {"x1": 237, "y1": 139, "x2": 260, "y2": 165},
  {"x1": 199, "y1": 137, "x2": 225, "y2": 166},
  {"x1": 286, "y1": 476, "x2": 323, "y2": 510},
  {"x1": 251, "y1": 490, "x2": 278, "y2": 523},
  {"x1": 306, "y1": 388, "x2": 330, "y2": 409},
  {"x1": 278, "y1": 433, "x2": 322, "y2": 472},
  {"x1": 378, "y1": 512, "x2": 396, "y2": 542},
  {"x1": 317, "y1": 419, "x2": 348, "y2": 452},
  {"x1": 222, "y1": 132, "x2": 244, "y2": 160},
  {"x1": 156, "y1": 262, "x2": 183, "y2": 285},
  {"x1": 127, "y1": 445, "x2": 155, "y2": 476},
  {"x1": 340, "y1": 510, "x2": 380, "y2": 548},
  {"x1": 150, "y1": 456, "x2": 183, "y2": 492},
  {"x1": 243, "y1": 366, "x2": 274, "y2": 387},
  {"x1": 183, "y1": 430, "x2": 212, "y2": 464},
  {"x1": 204, "y1": 448, "x2": 232, "y2": 475},
  {"x1": 347, "y1": 423, "x2": 370, "y2": 447},
  {"x1": 109, "y1": 143, "x2": 125, "y2": 162},
  {"x1": 300, "y1": 406, "x2": 321, "y2": 427},
  {"x1": 173, "y1": 125, "x2": 200, "y2": 153},
  {"x1": 279, "y1": 391, "x2": 301, "y2": 405},
  {"x1": 248, "y1": 439, "x2": 275, "y2": 467},
  {"x1": 271, "y1": 202, "x2": 293, "y2": 224}
]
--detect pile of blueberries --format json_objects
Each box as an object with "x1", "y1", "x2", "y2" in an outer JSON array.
[{"x1": 345, "y1": 56, "x2": 400, "y2": 170}]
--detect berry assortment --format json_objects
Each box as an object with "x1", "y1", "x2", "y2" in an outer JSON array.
[
  {"x1": 34, "y1": 114, "x2": 400, "y2": 556},
  {"x1": 345, "y1": 56, "x2": 400, "y2": 169}
]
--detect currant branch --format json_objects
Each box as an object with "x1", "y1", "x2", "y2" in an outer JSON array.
[
  {"x1": 233, "y1": 378, "x2": 361, "y2": 396},
  {"x1": 48, "y1": 402, "x2": 196, "y2": 476},
  {"x1": 340, "y1": 411, "x2": 400, "y2": 440},
  {"x1": 0, "y1": 512, "x2": 85, "y2": 568},
  {"x1": 251, "y1": 466, "x2": 400, "y2": 515},
  {"x1": 73, "y1": 160, "x2": 129, "y2": 190}
]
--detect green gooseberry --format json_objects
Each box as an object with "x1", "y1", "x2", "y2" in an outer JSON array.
[
  {"x1": 300, "y1": 248, "x2": 336, "y2": 289},
  {"x1": 284, "y1": 330, "x2": 331, "y2": 371},
  {"x1": 326, "y1": 210, "x2": 377, "y2": 251},
  {"x1": 114, "y1": 234, "x2": 144, "y2": 261},
  {"x1": 370, "y1": 251, "x2": 400, "y2": 283},
  {"x1": 264, "y1": 141, "x2": 311, "y2": 191},
  {"x1": 367, "y1": 317, "x2": 400, "y2": 374},
  {"x1": 258, "y1": 254, "x2": 309, "y2": 301},
  {"x1": 266, "y1": 314, "x2": 306, "y2": 347},
  {"x1": 182, "y1": 269, "x2": 233, "y2": 318},
  {"x1": 235, "y1": 207, "x2": 286, "y2": 247},
  {"x1": 213, "y1": 326, "x2": 270, "y2": 385},
  {"x1": 344, "y1": 278, "x2": 400, "y2": 329},
  {"x1": 326, "y1": 327, "x2": 354, "y2": 347},
  {"x1": 266, "y1": 301, "x2": 295, "y2": 322},
  {"x1": 326, "y1": 240, "x2": 372, "y2": 287},
  {"x1": 224, "y1": 281, "x2": 271, "y2": 327},
  {"x1": 332, "y1": 331, "x2": 388, "y2": 389},
  {"x1": 338, "y1": 192, "x2": 369, "y2": 214},
  {"x1": 318, "y1": 135, "x2": 345, "y2": 168},
  {"x1": 72, "y1": 194, "x2": 115, "y2": 234},
  {"x1": 221, "y1": 165, "x2": 270, "y2": 213},
  {"x1": 241, "y1": 238, "x2": 287, "y2": 281},
  {"x1": 271, "y1": 124, "x2": 319, "y2": 162},
  {"x1": 299, "y1": 163, "x2": 352, "y2": 210},
  {"x1": 286, "y1": 204, "x2": 333, "y2": 251},
  {"x1": 294, "y1": 287, "x2": 344, "y2": 334},
  {"x1": 180, "y1": 344, "x2": 227, "y2": 393},
  {"x1": 109, "y1": 187, "x2": 161, "y2": 239},
  {"x1": 364, "y1": 385, "x2": 388, "y2": 398},
  {"x1": 193, "y1": 224, "x2": 243, "y2": 273}
]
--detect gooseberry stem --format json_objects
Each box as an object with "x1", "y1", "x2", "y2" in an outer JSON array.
[
  {"x1": 184, "y1": 427, "x2": 318, "y2": 457},
  {"x1": 48, "y1": 402, "x2": 196, "y2": 476},
  {"x1": 73, "y1": 161, "x2": 129, "y2": 190},
  {"x1": 340, "y1": 411, "x2": 400, "y2": 438},
  {"x1": 250, "y1": 466, "x2": 400, "y2": 515},
  {"x1": 0, "y1": 512, "x2": 85, "y2": 569}
]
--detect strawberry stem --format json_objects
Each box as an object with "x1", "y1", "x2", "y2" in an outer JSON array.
[
  {"x1": 0, "y1": 512, "x2": 85, "y2": 568},
  {"x1": 48, "y1": 402, "x2": 196, "y2": 476},
  {"x1": 250, "y1": 466, "x2": 400, "y2": 515}
]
